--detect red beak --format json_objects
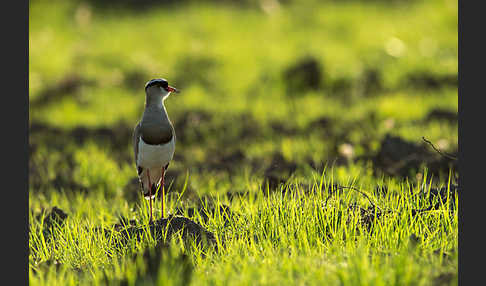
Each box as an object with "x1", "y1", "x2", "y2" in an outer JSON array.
[{"x1": 167, "y1": 86, "x2": 180, "y2": 93}]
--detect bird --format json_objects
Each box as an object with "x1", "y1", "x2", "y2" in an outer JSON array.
[{"x1": 133, "y1": 78, "x2": 179, "y2": 222}]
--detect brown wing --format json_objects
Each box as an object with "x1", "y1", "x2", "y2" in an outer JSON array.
[{"x1": 133, "y1": 121, "x2": 141, "y2": 169}]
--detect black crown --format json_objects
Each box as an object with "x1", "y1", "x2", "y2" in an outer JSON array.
[{"x1": 145, "y1": 78, "x2": 169, "y2": 90}]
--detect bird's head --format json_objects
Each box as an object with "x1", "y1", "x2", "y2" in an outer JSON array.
[{"x1": 145, "y1": 78, "x2": 180, "y2": 101}]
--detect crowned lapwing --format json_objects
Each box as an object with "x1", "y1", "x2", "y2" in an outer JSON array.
[{"x1": 133, "y1": 78, "x2": 179, "y2": 222}]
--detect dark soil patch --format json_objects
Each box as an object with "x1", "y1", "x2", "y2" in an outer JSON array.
[
  {"x1": 269, "y1": 121, "x2": 300, "y2": 136},
  {"x1": 428, "y1": 154, "x2": 458, "y2": 176},
  {"x1": 374, "y1": 185, "x2": 390, "y2": 196},
  {"x1": 358, "y1": 68, "x2": 383, "y2": 96},
  {"x1": 329, "y1": 155, "x2": 352, "y2": 167},
  {"x1": 51, "y1": 174, "x2": 89, "y2": 193},
  {"x1": 371, "y1": 133, "x2": 427, "y2": 176},
  {"x1": 411, "y1": 184, "x2": 458, "y2": 215},
  {"x1": 238, "y1": 113, "x2": 263, "y2": 140},
  {"x1": 174, "y1": 111, "x2": 261, "y2": 147},
  {"x1": 405, "y1": 71, "x2": 457, "y2": 90},
  {"x1": 217, "y1": 113, "x2": 263, "y2": 145},
  {"x1": 173, "y1": 110, "x2": 213, "y2": 144},
  {"x1": 372, "y1": 134, "x2": 456, "y2": 178},
  {"x1": 262, "y1": 153, "x2": 298, "y2": 191},
  {"x1": 426, "y1": 184, "x2": 459, "y2": 201},
  {"x1": 327, "y1": 68, "x2": 383, "y2": 99},
  {"x1": 35, "y1": 206, "x2": 69, "y2": 229},
  {"x1": 423, "y1": 108, "x2": 457, "y2": 124},
  {"x1": 113, "y1": 215, "x2": 138, "y2": 231},
  {"x1": 29, "y1": 121, "x2": 133, "y2": 157},
  {"x1": 203, "y1": 149, "x2": 247, "y2": 175},
  {"x1": 306, "y1": 116, "x2": 333, "y2": 133},
  {"x1": 71, "y1": 123, "x2": 133, "y2": 154},
  {"x1": 117, "y1": 215, "x2": 216, "y2": 246},
  {"x1": 123, "y1": 69, "x2": 149, "y2": 90},
  {"x1": 32, "y1": 207, "x2": 69, "y2": 244},
  {"x1": 330, "y1": 77, "x2": 354, "y2": 98},
  {"x1": 348, "y1": 203, "x2": 383, "y2": 231},
  {"x1": 174, "y1": 204, "x2": 235, "y2": 225},
  {"x1": 283, "y1": 56, "x2": 323, "y2": 94},
  {"x1": 30, "y1": 74, "x2": 95, "y2": 109}
]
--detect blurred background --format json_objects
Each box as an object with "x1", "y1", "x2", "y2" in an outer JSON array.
[{"x1": 29, "y1": 0, "x2": 457, "y2": 199}]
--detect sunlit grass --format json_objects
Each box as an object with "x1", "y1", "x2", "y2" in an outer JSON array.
[
  {"x1": 29, "y1": 0, "x2": 457, "y2": 285},
  {"x1": 29, "y1": 170, "x2": 457, "y2": 285}
]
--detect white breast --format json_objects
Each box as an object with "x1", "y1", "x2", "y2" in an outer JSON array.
[{"x1": 137, "y1": 136, "x2": 175, "y2": 169}]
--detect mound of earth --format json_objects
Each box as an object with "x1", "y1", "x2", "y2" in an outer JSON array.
[
  {"x1": 35, "y1": 206, "x2": 68, "y2": 229},
  {"x1": 174, "y1": 203, "x2": 236, "y2": 226},
  {"x1": 372, "y1": 134, "x2": 457, "y2": 177},
  {"x1": 283, "y1": 56, "x2": 323, "y2": 93},
  {"x1": 116, "y1": 215, "x2": 216, "y2": 246},
  {"x1": 261, "y1": 152, "x2": 297, "y2": 191}
]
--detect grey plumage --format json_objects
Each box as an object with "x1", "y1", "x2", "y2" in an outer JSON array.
[
  {"x1": 133, "y1": 79, "x2": 178, "y2": 197},
  {"x1": 139, "y1": 107, "x2": 174, "y2": 145}
]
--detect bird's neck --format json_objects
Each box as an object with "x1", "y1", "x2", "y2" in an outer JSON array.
[
  {"x1": 145, "y1": 97, "x2": 165, "y2": 110},
  {"x1": 142, "y1": 97, "x2": 170, "y2": 126}
]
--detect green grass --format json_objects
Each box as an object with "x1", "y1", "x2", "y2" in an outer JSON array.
[
  {"x1": 29, "y1": 0, "x2": 457, "y2": 285},
  {"x1": 29, "y1": 172, "x2": 457, "y2": 285}
]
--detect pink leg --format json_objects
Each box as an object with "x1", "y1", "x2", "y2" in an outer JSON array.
[
  {"x1": 147, "y1": 169, "x2": 153, "y2": 222},
  {"x1": 161, "y1": 167, "x2": 165, "y2": 219}
]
